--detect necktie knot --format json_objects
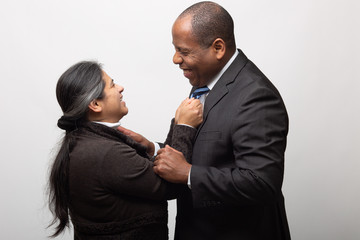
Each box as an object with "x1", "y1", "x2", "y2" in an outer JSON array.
[{"x1": 191, "y1": 86, "x2": 210, "y2": 99}]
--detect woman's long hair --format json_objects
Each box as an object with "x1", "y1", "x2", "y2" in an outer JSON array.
[{"x1": 48, "y1": 61, "x2": 105, "y2": 237}]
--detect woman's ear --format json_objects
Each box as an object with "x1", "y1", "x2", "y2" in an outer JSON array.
[
  {"x1": 212, "y1": 38, "x2": 226, "y2": 60},
  {"x1": 88, "y1": 99, "x2": 102, "y2": 113}
]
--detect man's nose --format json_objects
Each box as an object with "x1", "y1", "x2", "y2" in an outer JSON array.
[{"x1": 173, "y1": 52, "x2": 183, "y2": 64}]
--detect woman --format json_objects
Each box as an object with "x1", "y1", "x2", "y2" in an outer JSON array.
[{"x1": 48, "y1": 61, "x2": 202, "y2": 239}]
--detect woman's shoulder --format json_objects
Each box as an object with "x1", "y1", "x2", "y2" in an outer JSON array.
[{"x1": 78, "y1": 122, "x2": 148, "y2": 156}]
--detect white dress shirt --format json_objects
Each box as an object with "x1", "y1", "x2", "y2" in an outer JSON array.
[{"x1": 94, "y1": 120, "x2": 122, "y2": 129}]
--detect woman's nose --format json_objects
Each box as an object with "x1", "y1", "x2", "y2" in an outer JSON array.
[
  {"x1": 173, "y1": 52, "x2": 183, "y2": 64},
  {"x1": 116, "y1": 84, "x2": 124, "y2": 93}
]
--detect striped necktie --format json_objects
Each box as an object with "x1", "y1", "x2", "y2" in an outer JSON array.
[{"x1": 190, "y1": 86, "x2": 210, "y2": 99}]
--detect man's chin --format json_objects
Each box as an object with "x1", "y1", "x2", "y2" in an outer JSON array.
[{"x1": 188, "y1": 78, "x2": 199, "y2": 87}]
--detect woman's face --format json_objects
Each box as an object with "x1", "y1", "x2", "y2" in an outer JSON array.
[{"x1": 97, "y1": 71, "x2": 128, "y2": 122}]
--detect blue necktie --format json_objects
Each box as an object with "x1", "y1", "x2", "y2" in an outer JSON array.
[{"x1": 191, "y1": 86, "x2": 210, "y2": 99}]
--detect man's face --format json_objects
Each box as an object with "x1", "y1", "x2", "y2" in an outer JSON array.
[{"x1": 172, "y1": 15, "x2": 220, "y2": 87}]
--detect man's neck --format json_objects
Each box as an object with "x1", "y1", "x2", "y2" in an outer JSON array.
[{"x1": 206, "y1": 49, "x2": 239, "y2": 90}]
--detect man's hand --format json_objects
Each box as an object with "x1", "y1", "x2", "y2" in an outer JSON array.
[
  {"x1": 154, "y1": 145, "x2": 191, "y2": 184},
  {"x1": 117, "y1": 126, "x2": 155, "y2": 156}
]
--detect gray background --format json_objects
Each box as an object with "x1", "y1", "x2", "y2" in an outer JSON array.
[{"x1": 0, "y1": 0, "x2": 359, "y2": 239}]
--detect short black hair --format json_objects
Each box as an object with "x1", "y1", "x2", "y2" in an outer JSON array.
[{"x1": 179, "y1": 1, "x2": 235, "y2": 50}]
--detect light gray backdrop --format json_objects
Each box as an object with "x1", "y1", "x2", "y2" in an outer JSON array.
[{"x1": 0, "y1": 0, "x2": 359, "y2": 239}]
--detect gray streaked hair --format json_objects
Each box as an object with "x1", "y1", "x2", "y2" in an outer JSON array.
[{"x1": 56, "y1": 61, "x2": 105, "y2": 131}]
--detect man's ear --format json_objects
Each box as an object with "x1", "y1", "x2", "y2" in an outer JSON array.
[
  {"x1": 88, "y1": 99, "x2": 102, "y2": 113},
  {"x1": 212, "y1": 38, "x2": 226, "y2": 60}
]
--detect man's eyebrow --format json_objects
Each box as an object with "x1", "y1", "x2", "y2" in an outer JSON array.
[{"x1": 177, "y1": 47, "x2": 190, "y2": 52}]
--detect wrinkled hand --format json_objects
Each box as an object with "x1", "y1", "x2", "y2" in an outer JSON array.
[
  {"x1": 175, "y1": 98, "x2": 203, "y2": 128},
  {"x1": 154, "y1": 145, "x2": 191, "y2": 184},
  {"x1": 117, "y1": 126, "x2": 155, "y2": 156}
]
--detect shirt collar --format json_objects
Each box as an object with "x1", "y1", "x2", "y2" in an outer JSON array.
[
  {"x1": 94, "y1": 120, "x2": 121, "y2": 129},
  {"x1": 207, "y1": 50, "x2": 239, "y2": 90}
]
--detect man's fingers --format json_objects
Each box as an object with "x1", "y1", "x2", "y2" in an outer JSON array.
[
  {"x1": 117, "y1": 126, "x2": 132, "y2": 136},
  {"x1": 153, "y1": 159, "x2": 167, "y2": 176},
  {"x1": 165, "y1": 144, "x2": 181, "y2": 154},
  {"x1": 117, "y1": 126, "x2": 127, "y2": 133},
  {"x1": 153, "y1": 165, "x2": 160, "y2": 175},
  {"x1": 156, "y1": 146, "x2": 171, "y2": 158},
  {"x1": 156, "y1": 148, "x2": 166, "y2": 156}
]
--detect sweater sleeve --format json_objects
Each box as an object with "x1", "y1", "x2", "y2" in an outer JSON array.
[
  {"x1": 100, "y1": 142, "x2": 180, "y2": 200},
  {"x1": 169, "y1": 124, "x2": 197, "y2": 163},
  {"x1": 162, "y1": 118, "x2": 175, "y2": 148},
  {"x1": 163, "y1": 118, "x2": 197, "y2": 162}
]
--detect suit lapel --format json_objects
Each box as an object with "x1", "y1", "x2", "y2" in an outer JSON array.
[{"x1": 194, "y1": 49, "x2": 248, "y2": 139}]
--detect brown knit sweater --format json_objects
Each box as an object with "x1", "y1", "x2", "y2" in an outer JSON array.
[{"x1": 67, "y1": 122, "x2": 196, "y2": 239}]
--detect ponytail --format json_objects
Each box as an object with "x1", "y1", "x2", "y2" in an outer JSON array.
[
  {"x1": 48, "y1": 132, "x2": 74, "y2": 237},
  {"x1": 48, "y1": 61, "x2": 105, "y2": 237}
]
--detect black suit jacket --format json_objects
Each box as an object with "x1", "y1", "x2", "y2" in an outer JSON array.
[{"x1": 173, "y1": 49, "x2": 291, "y2": 240}]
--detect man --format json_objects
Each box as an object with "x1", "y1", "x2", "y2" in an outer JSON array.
[{"x1": 121, "y1": 1, "x2": 291, "y2": 239}]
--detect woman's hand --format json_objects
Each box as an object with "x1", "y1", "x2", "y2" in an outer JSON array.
[{"x1": 175, "y1": 98, "x2": 203, "y2": 128}]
